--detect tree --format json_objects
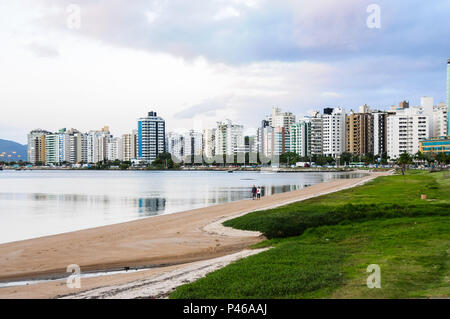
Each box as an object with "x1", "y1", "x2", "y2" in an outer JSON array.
[
  {"x1": 280, "y1": 152, "x2": 300, "y2": 165},
  {"x1": 435, "y1": 152, "x2": 448, "y2": 166},
  {"x1": 152, "y1": 152, "x2": 175, "y2": 169},
  {"x1": 340, "y1": 152, "x2": 352, "y2": 165},
  {"x1": 379, "y1": 152, "x2": 388, "y2": 165},
  {"x1": 397, "y1": 152, "x2": 413, "y2": 175}
]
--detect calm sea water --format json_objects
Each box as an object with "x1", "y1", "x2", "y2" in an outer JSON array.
[{"x1": 0, "y1": 170, "x2": 365, "y2": 244}]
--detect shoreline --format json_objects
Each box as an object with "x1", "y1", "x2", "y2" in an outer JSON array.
[
  {"x1": 0, "y1": 170, "x2": 391, "y2": 298},
  {"x1": 2, "y1": 167, "x2": 361, "y2": 173}
]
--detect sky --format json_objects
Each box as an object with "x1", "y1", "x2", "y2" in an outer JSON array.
[{"x1": 1, "y1": 0, "x2": 449, "y2": 144}]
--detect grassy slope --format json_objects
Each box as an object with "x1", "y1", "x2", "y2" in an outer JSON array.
[{"x1": 171, "y1": 172, "x2": 450, "y2": 299}]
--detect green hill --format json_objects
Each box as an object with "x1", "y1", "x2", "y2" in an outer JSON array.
[{"x1": 0, "y1": 139, "x2": 27, "y2": 162}]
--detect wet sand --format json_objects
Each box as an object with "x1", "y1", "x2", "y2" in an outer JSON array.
[{"x1": 0, "y1": 170, "x2": 391, "y2": 298}]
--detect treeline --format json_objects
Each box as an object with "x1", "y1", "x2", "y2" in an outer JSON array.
[{"x1": 2, "y1": 151, "x2": 449, "y2": 170}]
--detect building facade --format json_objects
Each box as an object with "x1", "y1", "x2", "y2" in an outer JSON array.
[
  {"x1": 183, "y1": 130, "x2": 203, "y2": 163},
  {"x1": 215, "y1": 120, "x2": 244, "y2": 156},
  {"x1": 106, "y1": 137, "x2": 123, "y2": 161},
  {"x1": 345, "y1": 111, "x2": 374, "y2": 156},
  {"x1": 322, "y1": 107, "x2": 346, "y2": 158},
  {"x1": 45, "y1": 134, "x2": 60, "y2": 164},
  {"x1": 309, "y1": 111, "x2": 323, "y2": 156},
  {"x1": 27, "y1": 129, "x2": 50, "y2": 164},
  {"x1": 290, "y1": 120, "x2": 311, "y2": 157},
  {"x1": 202, "y1": 129, "x2": 216, "y2": 160},
  {"x1": 387, "y1": 108, "x2": 430, "y2": 159},
  {"x1": 138, "y1": 111, "x2": 166, "y2": 163},
  {"x1": 419, "y1": 137, "x2": 450, "y2": 155},
  {"x1": 447, "y1": 60, "x2": 450, "y2": 135},
  {"x1": 122, "y1": 130, "x2": 138, "y2": 162},
  {"x1": 373, "y1": 112, "x2": 388, "y2": 156}
]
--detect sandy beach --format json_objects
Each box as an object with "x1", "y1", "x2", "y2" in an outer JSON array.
[{"x1": 0, "y1": 170, "x2": 390, "y2": 298}]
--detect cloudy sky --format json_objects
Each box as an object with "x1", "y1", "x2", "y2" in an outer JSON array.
[{"x1": 1, "y1": 0, "x2": 449, "y2": 143}]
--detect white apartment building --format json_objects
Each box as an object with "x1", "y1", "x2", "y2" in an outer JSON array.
[
  {"x1": 58, "y1": 130, "x2": 71, "y2": 163},
  {"x1": 183, "y1": 130, "x2": 203, "y2": 163},
  {"x1": 166, "y1": 132, "x2": 184, "y2": 162},
  {"x1": 202, "y1": 128, "x2": 216, "y2": 159},
  {"x1": 433, "y1": 102, "x2": 448, "y2": 137},
  {"x1": 418, "y1": 97, "x2": 447, "y2": 138},
  {"x1": 215, "y1": 120, "x2": 245, "y2": 156},
  {"x1": 387, "y1": 108, "x2": 430, "y2": 159},
  {"x1": 309, "y1": 111, "x2": 323, "y2": 156},
  {"x1": 260, "y1": 126, "x2": 274, "y2": 158},
  {"x1": 106, "y1": 137, "x2": 123, "y2": 161},
  {"x1": 290, "y1": 120, "x2": 311, "y2": 157},
  {"x1": 266, "y1": 107, "x2": 295, "y2": 154},
  {"x1": 322, "y1": 107, "x2": 346, "y2": 158},
  {"x1": 86, "y1": 127, "x2": 111, "y2": 164},
  {"x1": 138, "y1": 111, "x2": 166, "y2": 163},
  {"x1": 267, "y1": 107, "x2": 296, "y2": 128},
  {"x1": 45, "y1": 134, "x2": 60, "y2": 164}
]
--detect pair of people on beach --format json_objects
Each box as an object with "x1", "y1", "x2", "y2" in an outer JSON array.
[{"x1": 251, "y1": 185, "x2": 261, "y2": 200}]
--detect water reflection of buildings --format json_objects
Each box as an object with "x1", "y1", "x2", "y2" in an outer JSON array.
[
  {"x1": 26, "y1": 193, "x2": 167, "y2": 216},
  {"x1": 138, "y1": 198, "x2": 166, "y2": 216}
]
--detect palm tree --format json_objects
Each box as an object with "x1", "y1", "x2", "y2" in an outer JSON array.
[{"x1": 397, "y1": 152, "x2": 413, "y2": 175}]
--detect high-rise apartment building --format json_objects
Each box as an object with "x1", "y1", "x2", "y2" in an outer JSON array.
[
  {"x1": 166, "y1": 132, "x2": 184, "y2": 162},
  {"x1": 86, "y1": 126, "x2": 111, "y2": 164},
  {"x1": 387, "y1": 108, "x2": 430, "y2": 158},
  {"x1": 70, "y1": 130, "x2": 86, "y2": 164},
  {"x1": 122, "y1": 130, "x2": 138, "y2": 162},
  {"x1": 215, "y1": 120, "x2": 244, "y2": 156},
  {"x1": 138, "y1": 111, "x2": 166, "y2": 163},
  {"x1": 267, "y1": 107, "x2": 296, "y2": 128},
  {"x1": 57, "y1": 129, "x2": 71, "y2": 163},
  {"x1": 372, "y1": 111, "x2": 388, "y2": 156},
  {"x1": 27, "y1": 129, "x2": 50, "y2": 164},
  {"x1": 309, "y1": 111, "x2": 323, "y2": 156},
  {"x1": 257, "y1": 120, "x2": 271, "y2": 156},
  {"x1": 447, "y1": 60, "x2": 450, "y2": 135},
  {"x1": 345, "y1": 111, "x2": 374, "y2": 156},
  {"x1": 183, "y1": 130, "x2": 203, "y2": 163},
  {"x1": 259, "y1": 107, "x2": 296, "y2": 157},
  {"x1": 106, "y1": 137, "x2": 123, "y2": 161},
  {"x1": 202, "y1": 129, "x2": 216, "y2": 160},
  {"x1": 290, "y1": 120, "x2": 311, "y2": 157},
  {"x1": 45, "y1": 134, "x2": 60, "y2": 164},
  {"x1": 433, "y1": 102, "x2": 448, "y2": 137},
  {"x1": 322, "y1": 107, "x2": 346, "y2": 158}
]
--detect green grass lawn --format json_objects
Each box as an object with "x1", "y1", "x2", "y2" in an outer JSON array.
[{"x1": 170, "y1": 171, "x2": 450, "y2": 299}]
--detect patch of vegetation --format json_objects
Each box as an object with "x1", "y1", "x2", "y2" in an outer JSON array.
[
  {"x1": 171, "y1": 171, "x2": 450, "y2": 299},
  {"x1": 224, "y1": 173, "x2": 449, "y2": 239}
]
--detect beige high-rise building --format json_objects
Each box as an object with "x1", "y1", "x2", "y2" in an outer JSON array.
[
  {"x1": 345, "y1": 111, "x2": 374, "y2": 156},
  {"x1": 122, "y1": 130, "x2": 138, "y2": 161},
  {"x1": 27, "y1": 129, "x2": 50, "y2": 164}
]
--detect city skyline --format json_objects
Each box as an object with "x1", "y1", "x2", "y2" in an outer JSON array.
[{"x1": 1, "y1": 1, "x2": 450, "y2": 144}]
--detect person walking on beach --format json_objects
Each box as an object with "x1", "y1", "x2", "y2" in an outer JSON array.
[
  {"x1": 256, "y1": 186, "x2": 261, "y2": 200},
  {"x1": 251, "y1": 185, "x2": 257, "y2": 200}
]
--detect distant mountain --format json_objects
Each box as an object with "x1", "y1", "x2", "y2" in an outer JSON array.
[{"x1": 0, "y1": 139, "x2": 27, "y2": 162}]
